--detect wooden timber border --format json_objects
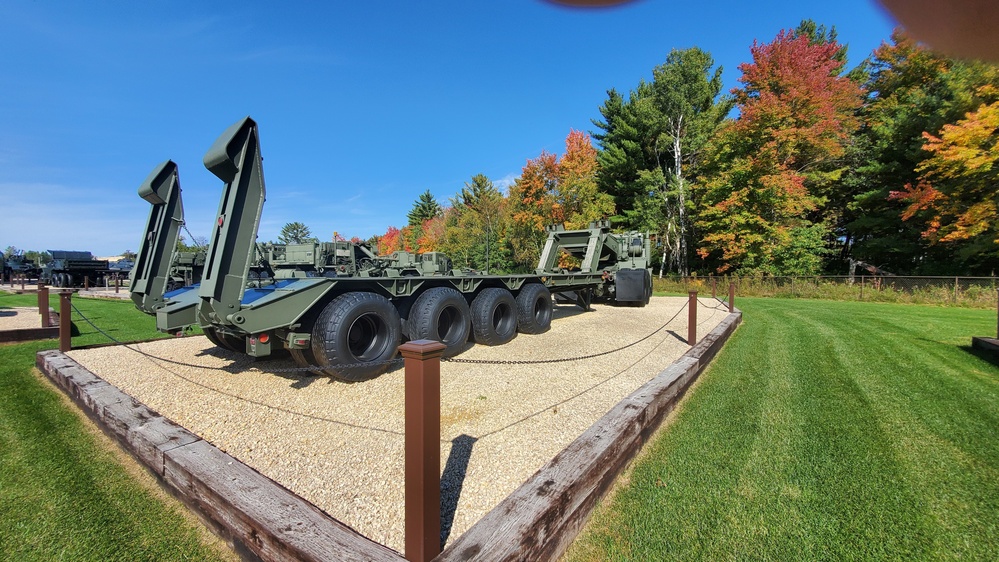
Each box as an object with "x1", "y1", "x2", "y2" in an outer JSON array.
[
  {"x1": 34, "y1": 350, "x2": 404, "y2": 562},
  {"x1": 34, "y1": 305, "x2": 742, "y2": 562},
  {"x1": 436, "y1": 307, "x2": 742, "y2": 561}
]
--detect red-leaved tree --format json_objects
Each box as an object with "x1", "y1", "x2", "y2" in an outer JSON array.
[{"x1": 695, "y1": 29, "x2": 863, "y2": 274}]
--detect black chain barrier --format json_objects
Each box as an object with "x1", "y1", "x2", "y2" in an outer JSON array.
[
  {"x1": 444, "y1": 300, "x2": 689, "y2": 366},
  {"x1": 64, "y1": 296, "x2": 727, "y2": 442},
  {"x1": 69, "y1": 299, "x2": 694, "y2": 373},
  {"x1": 69, "y1": 301, "x2": 407, "y2": 437}
]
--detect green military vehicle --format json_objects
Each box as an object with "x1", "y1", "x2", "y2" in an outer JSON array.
[
  {"x1": 42, "y1": 250, "x2": 109, "y2": 288},
  {"x1": 142, "y1": 117, "x2": 652, "y2": 381}
]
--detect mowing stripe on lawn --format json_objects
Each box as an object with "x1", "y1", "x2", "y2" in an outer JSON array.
[{"x1": 566, "y1": 298, "x2": 999, "y2": 562}]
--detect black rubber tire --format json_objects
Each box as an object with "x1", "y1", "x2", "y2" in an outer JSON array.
[
  {"x1": 311, "y1": 292, "x2": 401, "y2": 382},
  {"x1": 290, "y1": 348, "x2": 324, "y2": 374},
  {"x1": 219, "y1": 331, "x2": 246, "y2": 353},
  {"x1": 643, "y1": 269, "x2": 652, "y2": 306},
  {"x1": 202, "y1": 326, "x2": 234, "y2": 351},
  {"x1": 470, "y1": 287, "x2": 518, "y2": 346},
  {"x1": 515, "y1": 283, "x2": 552, "y2": 334},
  {"x1": 407, "y1": 287, "x2": 471, "y2": 357}
]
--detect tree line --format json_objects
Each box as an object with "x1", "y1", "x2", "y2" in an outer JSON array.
[{"x1": 299, "y1": 19, "x2": 999, "y2": 277}]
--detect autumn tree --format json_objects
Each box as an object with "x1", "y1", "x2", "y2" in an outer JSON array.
[
  {"x1": 842, "y1": 29, "x2": 999, "y2": 273},
  {"x1": 695, "y1": 26, "x2": 863, "y2": 274},
  {"x1": 438, "y1": 175, "x2": 510, "y2": 272},
  {"x1": 508, "y1": 151, "x2": 558, "y2": 267},
  {"x1": 377, "y1": 226, "x2": 404, "y2": 255},
  {"x1": 508, "y1": 130, "x2": 614, "y2": 269},
  {"x1": 890, "y1": 87, "x2": 999, "y2": 272},
  {"x1": 417, "y1": 211, "x2": 448, "y2": 252}
]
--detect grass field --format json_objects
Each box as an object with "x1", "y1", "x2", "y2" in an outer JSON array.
[
  {"x1": 0, "y1": 292, "x2": 233, "y2": 562},
  {"x1": 566, "y1": 297, "x2": 999, "y2": 561},
  {"x1": 4, "y1": 292, "x2": 998, "y2": 560}
]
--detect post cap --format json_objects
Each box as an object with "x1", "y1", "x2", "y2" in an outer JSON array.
[{"x1": 399, "y1": 340, "x2": 447, "y2": 359}]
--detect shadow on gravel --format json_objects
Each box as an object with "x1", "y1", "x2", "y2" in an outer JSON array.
[
  {"x1": 551, "y1": 305, "x2": 591, "y2": 321},
  {"x1": 666, "y1": 329, "x2": 687, "y2": 344},
  {"x1": 440, "y1": 433, "x2": 477, "y2": 549}
]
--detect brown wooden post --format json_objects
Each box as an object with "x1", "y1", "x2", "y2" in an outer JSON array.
[
  {"x1": 729, "y1": 282, "x2": 736, "y2": 313},
  {"x1": 37, "y1": 281, "x2": 45, "y2": 314},
  {"x1": 39, "y1": 284, "x2": 50, "y2": 328},
  {"x1": 115, "y1": 275, "x2": 120, "y2": 293},
  {"x1": 59, "y1": 291, "x2": 72, "y2": 352},
  {"x1": 688, "y1": 291, "x2": 697, "y2": 345},
  {"x1": 84, "y1": 275, "x2": 89, "y2": 290},
  {"x1": 20, "y1": 273, "x2": 25, "y2": 290},
  {"x1": 399, "y1": 339, "x2": 446, "y2": 562}
]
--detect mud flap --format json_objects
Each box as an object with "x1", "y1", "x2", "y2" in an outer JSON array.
[{"x1": 615, "y1": 268, "x2": 650, "y2": 303}]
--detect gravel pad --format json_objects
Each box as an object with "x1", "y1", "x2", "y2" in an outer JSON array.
[
  {"x1": 67, "y1": 296, "x2": 728, "y2": 552},
  {"x1": 0, "y1": 307, "x2": 44, "y2": 330}
]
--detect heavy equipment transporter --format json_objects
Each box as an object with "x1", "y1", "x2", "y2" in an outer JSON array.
[
  {"x1": 42, "y1": 251, "x2": 110, "y2": 288},
  {"x1": 138, "y1": 116, "x2": 652, "y2": 381}
]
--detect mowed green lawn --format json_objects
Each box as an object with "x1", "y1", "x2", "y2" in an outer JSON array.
[
  {"x1": 567, "y1": 298, "x2": 999, "y2": 561},
  {"x1": 4, "y1": 293, "x2": 998, "y2": 560},
  {"x1": 0, "y1": 292, "x2": 233, "y2": 562}
]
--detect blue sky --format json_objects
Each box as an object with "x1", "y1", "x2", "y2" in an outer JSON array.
[{"x1": 0, "y1": 0, "x2": 898, "y2": 257}]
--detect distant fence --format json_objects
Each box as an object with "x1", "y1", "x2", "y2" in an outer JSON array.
[{"x1": 653, "y1": 275, "x2": 999, "y2": 309}]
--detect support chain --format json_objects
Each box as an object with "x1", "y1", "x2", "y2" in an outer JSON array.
[{"x1": 65, "y1": 298, "x2": 701, "y2": 374}]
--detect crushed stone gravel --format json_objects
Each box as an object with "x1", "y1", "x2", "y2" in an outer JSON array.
[
  {"x1": 66, "y1": 296, "x2": 728, "y2": 552},
  {"x1": 0, "y1": 307, "x2": 45, "y2": 330}
]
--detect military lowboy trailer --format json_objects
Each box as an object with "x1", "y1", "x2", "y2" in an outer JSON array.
[{"x1": 151, "y1": 116, "x2": 652, "y2": 381}]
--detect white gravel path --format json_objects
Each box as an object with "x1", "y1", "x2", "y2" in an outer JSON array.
[
  {"x1": 0, "y1": 307, "x2": 44, "y2": 330},
  {"x1": 66, "y1": 296, "x2": 728, "y2": 552}
]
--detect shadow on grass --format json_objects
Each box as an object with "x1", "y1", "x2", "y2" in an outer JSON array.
[{"x1": 959, "y1": 342, "x2": 999, "y2": 368}]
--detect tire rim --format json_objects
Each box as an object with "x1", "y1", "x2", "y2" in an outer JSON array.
[
  {"x1": 437, "y1": 306, "x2": 459, "y2": 339},
  {"x1": 533, "y1": 297, "x2": 548, "y2": 321},
  {"x1": 492, "y1": 302, "x2": 514, "y2": 332},
  {"x1": 346, "y1": 313, "x2": 388, "y2": 360}
]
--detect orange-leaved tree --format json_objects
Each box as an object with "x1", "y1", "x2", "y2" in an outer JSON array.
[
  {"x1": 507, "y1": 130, "x2": 614, "y2": 268},
  {"x1": 696, "y1": 26, "x2": 863, "y2": 274},
  {"x1": 890, "y1": 86, "x2": 999, "y2": 265},
  {"x1": 377, "y1": 226, "x2": 403, "y2": 255}
]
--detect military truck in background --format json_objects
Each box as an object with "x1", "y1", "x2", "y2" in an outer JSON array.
[
  {"x1": 2, "y1": 250, "x2": 43, "y2": 282},
  {"x1": 42, "y1": 250, "x2": 109, "y2": 288},
  {"x1": 136, "y1": 116, "x2": 652, "y2": 382}
]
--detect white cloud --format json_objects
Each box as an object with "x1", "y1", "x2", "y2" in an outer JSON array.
[
  {"x1": 0, "y1": 182, "x2": 148, "y2": 256},
  {"x1": 494, "y1": 173, "x2": 519, "y2": 194}
]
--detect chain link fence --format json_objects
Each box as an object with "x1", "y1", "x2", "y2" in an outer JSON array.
[{"x1": 653, "y1": 275, "x2": 999, "y2": 309}]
